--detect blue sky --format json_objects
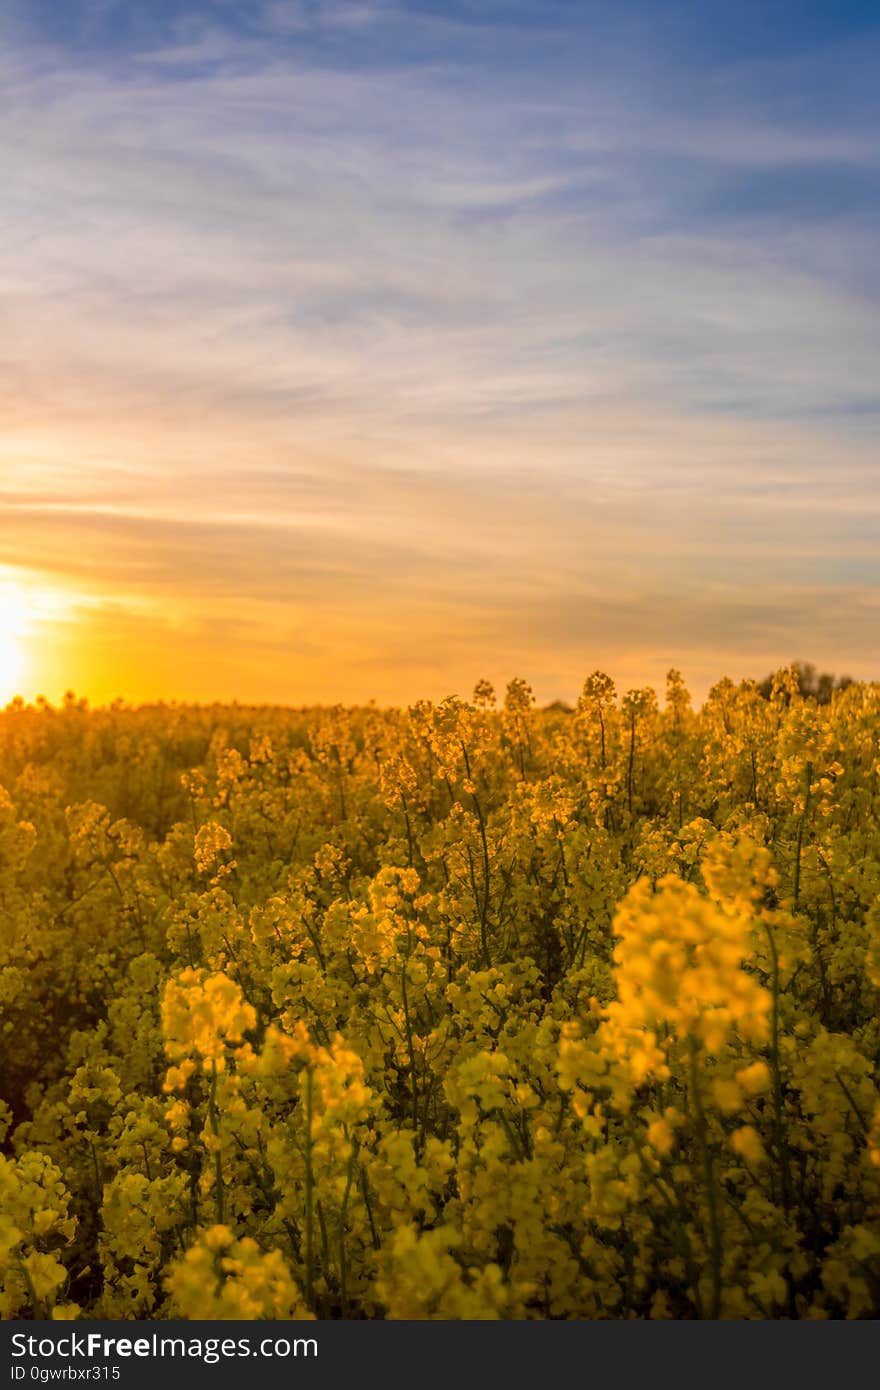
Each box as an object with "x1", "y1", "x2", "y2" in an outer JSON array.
[{"x1": 1, "y1": 1, "x2": 879, "y2": 703}]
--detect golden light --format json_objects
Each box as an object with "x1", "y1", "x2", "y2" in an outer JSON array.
[
  {"x1": 0, "y1": 591, "x2": 28, "y2": 705},
  {"x1": 0, "y1": 571, "x2": 116, "y2": 707}
]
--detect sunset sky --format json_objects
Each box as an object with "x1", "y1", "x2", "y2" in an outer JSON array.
[{"x1": 2, "y1": 0, "x2": 879, "y2": 707}]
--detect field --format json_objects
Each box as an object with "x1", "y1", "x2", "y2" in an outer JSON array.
[{"x1": 1, "y1": 669, "x2": 879, "y2": 1320}]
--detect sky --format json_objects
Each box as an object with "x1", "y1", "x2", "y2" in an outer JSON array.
[{"x1": 1, "y1": 0, "x2": 879, "y2": 707}]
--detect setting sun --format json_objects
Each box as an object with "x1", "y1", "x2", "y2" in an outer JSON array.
[{"x1": 0, "y1": 584, "x2": 29, "y2": 705}]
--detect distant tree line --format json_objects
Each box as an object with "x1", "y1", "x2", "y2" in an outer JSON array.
[
  {"x1": 540, "y1": 661, "x2": 857, "y2": 714},
  {"x1": 756, "y1": 660, "x2": 854, "y2": 705}
]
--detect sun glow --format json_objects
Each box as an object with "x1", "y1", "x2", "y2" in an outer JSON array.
[
  {"x1": 0, "y1": 585, "x2": 29, "y2": 705},
  {"x1": 0, "y1": 571, "x2": 131, "y2": 708}
]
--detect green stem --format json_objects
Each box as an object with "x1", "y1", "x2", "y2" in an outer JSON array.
[
  {"x1": 762, "y1": 921, "x2": 792, "y2": 1214},
  {"x1": 688, "y1": 1038, "x2": 722, "y2": 1319},
  {"x1": 793, "y1": 761, "x2": 812, "y2": 911},
  {"x1": 208, "y1": 1061, "x2": 225, "y2": 1225},
  {"x1": 400, "y1": 931, "x2": 421, "y2": 1150},
  {"x1": 339, "y1": 1142, "x2": 356, "y2": 1318},
  {"x1": 304, "y1": 1064, "x2": 315, "y2": 1310},
  {"x1": 461, "y1": 742, "x2": 492, "y2": 967}
]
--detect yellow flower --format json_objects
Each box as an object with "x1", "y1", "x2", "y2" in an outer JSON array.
[{"x1": 731, "y1": 1126, "x2": 765, "y2": 1164}]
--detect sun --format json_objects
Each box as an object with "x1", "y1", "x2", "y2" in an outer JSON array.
[{"x1": 0, "y1": 585, "x2": 30, "y2": 705}]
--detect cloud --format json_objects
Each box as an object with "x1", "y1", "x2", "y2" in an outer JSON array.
[{"x1": 3, "y1": 20, "x2": 879, "y2": 426}]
